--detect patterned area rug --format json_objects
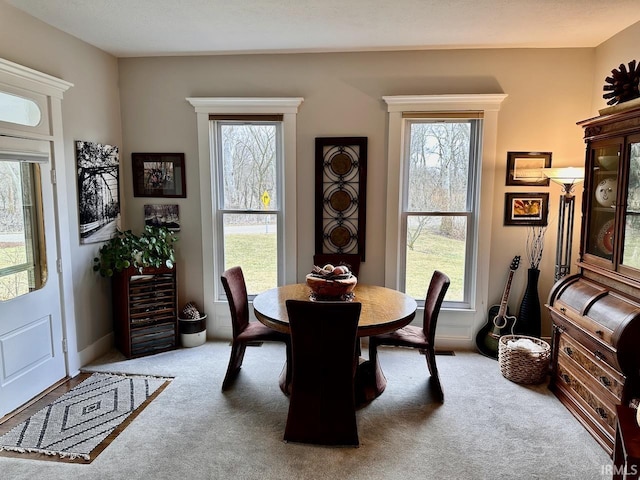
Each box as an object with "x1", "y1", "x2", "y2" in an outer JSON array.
[{"x1": 0, "y1": 372, "x2": 170, "y2": 462}]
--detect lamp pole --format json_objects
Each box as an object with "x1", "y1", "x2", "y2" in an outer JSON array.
[
  {"x1": 555, "y1": 184, "x2": 577, "y2": 281},
  {"x1": 541, "y1": 167, "x2": 585, "y2": 282}
]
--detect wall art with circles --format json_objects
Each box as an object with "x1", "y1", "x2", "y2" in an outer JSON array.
[{"x1": 315, "y1": 137, "x2": 367, "y2": 261}]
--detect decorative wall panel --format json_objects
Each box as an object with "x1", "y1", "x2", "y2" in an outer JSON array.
[{"x1": 315, "y1": 137, "x2": 367, "y2": 261}]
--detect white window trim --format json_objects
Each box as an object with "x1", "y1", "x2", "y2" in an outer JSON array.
[
  {"x1": 187, "y1": 97, "x2": 303, "y2": 338},
  {"x1": 383, "y1": 94, "x2": 507, "y2": 346}
]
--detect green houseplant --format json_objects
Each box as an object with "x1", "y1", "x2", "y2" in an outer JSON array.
[{"x1": 93, "y1": 225, "x2": 178, "y2": 277}]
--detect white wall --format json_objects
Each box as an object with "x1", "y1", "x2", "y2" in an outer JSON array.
[{"x1": 0, "y1": 2, "x2": 122, "y2": 361}]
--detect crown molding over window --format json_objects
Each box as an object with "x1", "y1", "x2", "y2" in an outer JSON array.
[
  {"x1": 186, "y1": 97, "x2": 304, "y2": 115},
  {"x1": 382, "y1": 94, "x2": 508, "y2": 112}
]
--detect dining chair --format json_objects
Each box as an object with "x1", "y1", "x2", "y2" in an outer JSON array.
[
  {"x1": 368, "y1": 270, "x2": 450, "y2": 401},
  {"x1": 313, "y1": 253, "x2": 361, "y2": 277},
  {"x1": 220, "y1": 266, "x2": 291, "y2": 391},
  {"x1": 284, "y1": 299, "x2": 362, "y2": 446}
]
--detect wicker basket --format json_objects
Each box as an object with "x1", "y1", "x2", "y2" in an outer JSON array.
[{"x1": 498, "y1": 335, "x2": 550, "y2": 384}]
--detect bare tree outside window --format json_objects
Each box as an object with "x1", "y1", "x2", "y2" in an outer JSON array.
[
  {"x1": 404, "y1": 121, "x2": 478, "y2": 302},
  {"x1": 217, "y1": 122, "x2": 280, "y2": 294}
]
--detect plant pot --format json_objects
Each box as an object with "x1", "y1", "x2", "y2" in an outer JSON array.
[{"x1": 178, "y1": 314, "x2": 207, "y2": 348}]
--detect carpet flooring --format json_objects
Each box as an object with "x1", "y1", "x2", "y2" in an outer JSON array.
[{"x1": 0, "y1": 341, "x2": 612, "y2": 479}]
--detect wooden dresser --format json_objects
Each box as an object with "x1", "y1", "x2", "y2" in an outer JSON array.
[
  {"x1": 112, "y1": 265, "x2": 179, "y2": 358},
  {"x1": 547, "y1": 104, "x2": 640, "y2": 455}
]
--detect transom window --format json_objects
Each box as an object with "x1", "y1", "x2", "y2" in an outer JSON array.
[{"x1": 0, "y1": 91, "x2": 41, "y2": 127}]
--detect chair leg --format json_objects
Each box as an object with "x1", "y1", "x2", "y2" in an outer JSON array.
[
  {"x1": 222, "y1": 341, "x2": 247, "y2": 391},
  {"x1": 424, "y1": 347, "x2": 444, "y2": 402},
  {"x1": 368, "y1": 338, "x2": 379, "y2": 367},
  {"x1": 279, "y1": 341, "x2": 293, "y2": 396}
]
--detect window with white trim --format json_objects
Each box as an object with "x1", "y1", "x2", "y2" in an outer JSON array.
[
  {"x1": 401, "y1": 115, "x2": 481, "y2": 306},
  {"x1": 383, "y1": 94, "x2": 507, "y2": 313},
  {"x1": 212, "y1": 117, "x2": 282, "y2": 296}
]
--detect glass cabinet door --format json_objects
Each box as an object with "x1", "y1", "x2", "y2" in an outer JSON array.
[
  {"x1": 621, "y1": 137, "x2": 640, "y2": 272},
  {"x1": 585, "y1": 143, "x2": 620, "y2": 264}
]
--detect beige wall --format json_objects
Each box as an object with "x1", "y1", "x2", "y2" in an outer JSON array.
[
  {"x1": 118, "y1": 48, "x2": 594, "y2": 339},
  {"x1": 593, "y1": 22, "x2": 640, "y2": 115},
  {"x1": 2, "y1": 0, "x2": 639, "y2": 360},
  {"x1": 0, "y1": 2, "x2": 122, "y2": 357}
]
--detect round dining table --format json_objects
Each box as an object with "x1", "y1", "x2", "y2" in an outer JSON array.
[{"x1": 252, "y1": 283, "x2": 417, "y2": 404}]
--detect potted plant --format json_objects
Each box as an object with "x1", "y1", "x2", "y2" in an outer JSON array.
[
  {"x1": 178, "y1": 301, "x2": 207, "y2": 348},
  {"x1": 93, "y1": 225, "x2": 178, "y2": 277}
]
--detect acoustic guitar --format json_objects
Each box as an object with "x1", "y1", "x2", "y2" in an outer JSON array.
[{"x1": 475, "y1": 255, "x2": 521, "y2": 359}]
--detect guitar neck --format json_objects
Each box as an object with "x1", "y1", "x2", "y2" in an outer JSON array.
[{"x1": 497, "y1": 270, "x2": 515, "y2": 317}]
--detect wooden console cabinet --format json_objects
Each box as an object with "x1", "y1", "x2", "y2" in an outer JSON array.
[
  {"x1": 112, "y1": 265, "x2": 178, "y2": 358},
  {"x1": 547, "y1": 103, "x2": 640, "y2": 455}
]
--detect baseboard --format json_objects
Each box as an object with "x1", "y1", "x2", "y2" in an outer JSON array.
[{"x1": 77, "y1": 332, "x2": 114, "y2": 369}]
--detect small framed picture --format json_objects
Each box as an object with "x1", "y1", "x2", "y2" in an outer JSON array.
[
  {"x1": 132, "y1": 152, "x2": 186, "y2": 197},
  {"x1": 506, "y1": 151, "x2": 551, "y2": 186},
  {"x1": 144, "y1": 204, "x2": 180, "y2": 231},
  {"x1": 504, "y1": 192, "x2": 549, "y2": 226}
]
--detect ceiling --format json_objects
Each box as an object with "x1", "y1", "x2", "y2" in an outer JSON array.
[{"x1": 6, "y1": 0, "x2": 640, "y2": 57}]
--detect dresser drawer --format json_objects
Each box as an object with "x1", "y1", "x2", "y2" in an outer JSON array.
[
  {"x1": 556, "y1": 360, "x2": 616, "y2": 435},
  {"x1": 552, "y1": 312, "x2": 620, "y2": 372},
  {"x1": 558, "y1": 334, "x2": 625, "y2": 401}
]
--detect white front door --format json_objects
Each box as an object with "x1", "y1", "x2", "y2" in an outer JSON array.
[{"x1": 0, "y1": 136, "x2": 66, "y2": 418}]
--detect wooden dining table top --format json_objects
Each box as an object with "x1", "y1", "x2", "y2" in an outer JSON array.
[{"x1": 252, "y1": 283, "x2": 417, "y2": 337}]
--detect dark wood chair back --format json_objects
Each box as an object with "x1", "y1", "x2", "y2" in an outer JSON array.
[
  {"x1": 422, "y1": 270, "x2": 451, "y2": 344},
  {"x1": 284, "y1": 299, "x2": 362, "y2": 446},
  {"x1": 313, "y1": 253, "x2": 361, "y2": 276},
  {"x1": 220, "y1": 266, "x2": 250, "y2": 337}
]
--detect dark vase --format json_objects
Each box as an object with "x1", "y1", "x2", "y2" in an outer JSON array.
[{"x1": 515, "y1": 268, "x2": 541, "y2": 338}]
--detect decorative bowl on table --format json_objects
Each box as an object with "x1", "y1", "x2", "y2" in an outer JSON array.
[{"x1": 306, "y1": 264, "x2": 357, "y2": 300}]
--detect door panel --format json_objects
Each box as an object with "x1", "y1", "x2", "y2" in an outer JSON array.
[{"x1": 0, "y1": 136, "x2": 66, "y2": 418}]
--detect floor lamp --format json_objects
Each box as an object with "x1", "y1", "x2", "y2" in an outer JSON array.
[{"x1": 542, "y1": 167, "x2": 585, "y2": 281}]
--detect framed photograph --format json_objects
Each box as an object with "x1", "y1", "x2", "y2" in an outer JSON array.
[
  {"x1": 144, "y1": 204, "x2": 180, "y2": 231},
  {"x1": 506, "y1": 151, "x2": 552, "y2": 186},
  {"x1": 76, "y1": 140, "x2": 120, "y2": 244},
  {"x1": 504, "y1": 192, "x2": 549, "y2": 226},
  {"x1": 132, "y1": 152, "x2": 186, "y2": 197}
]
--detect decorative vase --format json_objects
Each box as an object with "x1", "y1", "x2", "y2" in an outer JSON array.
[{"x1": 516, "y1": 268, "x2": 541, "y2": 337}]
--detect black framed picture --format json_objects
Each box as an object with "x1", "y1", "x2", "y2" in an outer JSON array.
[
  {"x1": 132, "y1": 152, "x2": 186, "y2": 198},
  {"x1": 504, "y1": 192, "x2": 549, "y2": 226},
  {"x1": 506, "y1": 151, "x2": 552, "y2": 186}
]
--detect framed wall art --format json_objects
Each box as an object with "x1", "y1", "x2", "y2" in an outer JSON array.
[
  {"x1": 76, "y1": 140, "x2": 120, "y2": 244},
  {"x1": 132, "y1": 152, "x2": 186, "y2": 198},
  {"x1": 504, "y1": 192, "x2": 549, "y2": 226},
  {"x1": 506, "y1": 151, "x2": 552, "y2": 186},
  {"x1": 315, "y1": 137, "x2": 367, "y2": 261},
  {"x1": 144, "y1": 204, "x2": 180, "y2": 231}
]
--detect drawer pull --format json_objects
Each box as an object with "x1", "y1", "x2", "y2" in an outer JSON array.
[
  {"x1": 594, "y1": 351, "x2": 606, "y2": 362},
  {"x1": 560, "y1": 307, "x2": 567, "y2": 313},
  {"x1": 564, "y1": 346, "x2": 573, "y2": 356},
  {"x1": 561, "y1": 374, "x2": 571, "y2": 384},
  {"x1": 595, "y1": 330, "x2": 604, "y2": 337},
  {"x1": 599, "y1": 376, "x2": 612, "y2": 387},
  {"x1": 595, "y1": 407, "x2": 608, "y2": 419}
]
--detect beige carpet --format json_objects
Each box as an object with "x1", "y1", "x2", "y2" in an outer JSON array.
[{"x1": 0, "y1": 341, "x2": 611, "y2": 479}]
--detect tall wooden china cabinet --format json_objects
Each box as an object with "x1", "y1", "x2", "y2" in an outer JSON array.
[{"x1": 547, "y1": 103, "x2": 640, "y2": 455}]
